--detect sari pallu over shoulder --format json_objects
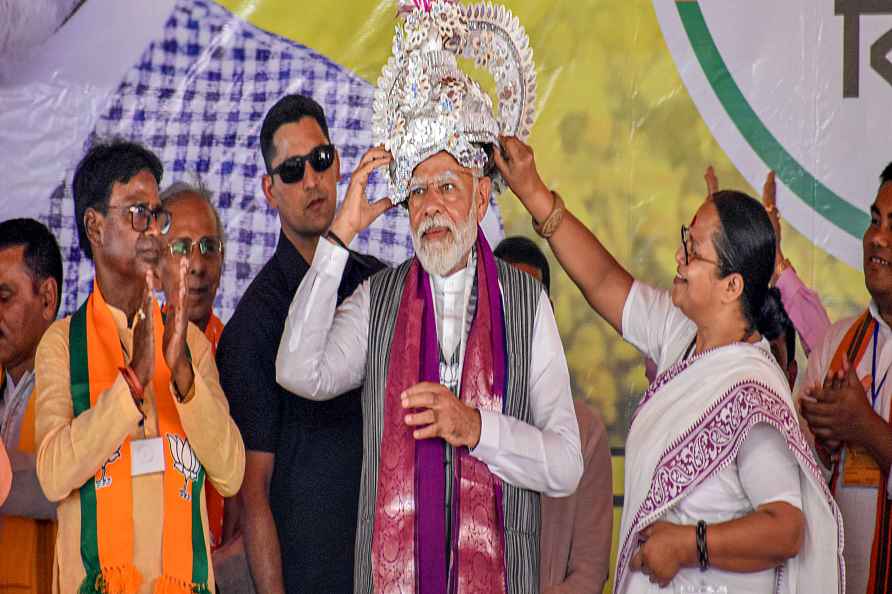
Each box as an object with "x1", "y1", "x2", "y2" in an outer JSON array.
[{"x1": 614, "y1": 342, "x2": 844, "y2": 594}]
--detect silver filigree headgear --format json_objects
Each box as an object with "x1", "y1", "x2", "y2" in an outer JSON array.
[{"x1": 372, "y1": 0, "x2": 537, "y2": 203}]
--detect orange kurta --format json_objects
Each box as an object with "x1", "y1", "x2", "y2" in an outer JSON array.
[
  {"x1": 203, "y1": 313, "x2": 225, "y2": 551},
  {"x1": 33, "y1": 304, "x2": 245, "y2": 594}
]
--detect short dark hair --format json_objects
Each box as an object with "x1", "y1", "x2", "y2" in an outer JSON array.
[
  {"x1": 711, "y1": 190, "x2": 781, "y2": 337},
  {"x1": 494, "y1": 235, "x2": 551, "y2": 294},
  {"x1": 881, "y1": 162, "x2": 892, "y2": 187},
  {"x1": 260, "y1": 94, "x2": 331, "y2": 174},
  {"x1": 72, "y1": 139, "x2": 163, "y2": 259},
  {"x1": 0, "y1": 218, "x2": 63, "y2": 315}
]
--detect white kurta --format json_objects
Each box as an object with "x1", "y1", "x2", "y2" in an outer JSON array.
[
  {"x1": 801, "y1": 301, "x2": 892, "y2": 594},
  {"x1": 617, "y1": 281, "x2": 842, "y2": 594},
  {"x1": 274, "y1": 238, "x2": 583, "y2": 497}
]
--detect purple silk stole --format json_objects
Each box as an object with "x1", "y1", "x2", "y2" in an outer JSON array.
[{"x1": 371, "y1": 230, "x2": 508, "y2": 594}]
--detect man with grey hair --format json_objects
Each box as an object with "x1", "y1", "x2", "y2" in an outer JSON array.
[
  {"x1": 277, "y1": 143, "x2": 582, "y2": 592},
  {"x1": 159, "y1": 182, "x2": 225, "y2": 337},
  {"x1": 157, "y1": 181, "x2": 255, "y2": 590},
  {"x1": 275, "y1": 3, "x2": 581, "y2": 592}
]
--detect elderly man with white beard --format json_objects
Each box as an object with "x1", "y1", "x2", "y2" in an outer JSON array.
[{"x1": 274, "y1": 4, "x2": 582, "y2": 592}]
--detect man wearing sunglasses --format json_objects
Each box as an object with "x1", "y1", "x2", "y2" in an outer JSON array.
[
  {"x1": 217, "y1": 94, "x2": 383, "y2": 594},
  {"x1": 34, "y1": 140, "x2": 245, "y2": 594}
]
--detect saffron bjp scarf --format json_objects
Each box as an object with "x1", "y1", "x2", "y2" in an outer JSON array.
[
  {"x1": 371, "y1": 231, "x2": 509, "y2": 594},
  {"x1": 69, "y1": 281, "x2": 208, "y2": 594},
  {"x1": 827, "y1": 310, "x2": 892, "y2": 594},
  {"x1": 161, "y1": 306, "x2": 225, "y2": 551}
]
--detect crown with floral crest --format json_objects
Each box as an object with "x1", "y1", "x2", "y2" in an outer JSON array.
[{"x1": 372, "y1": 0, "x2": 537, "y2": 202}]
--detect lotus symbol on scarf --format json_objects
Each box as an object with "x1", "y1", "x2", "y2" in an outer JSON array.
[
  {"x1": 95, "y1": 447, "x2": 121, "y2": 489},
  {"x1": 167, "y1": 434, "x2": 200, "y2": 500}
]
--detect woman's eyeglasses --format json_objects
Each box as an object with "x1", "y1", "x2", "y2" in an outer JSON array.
[{"x1": 680, "y1": 225, "x2": 718, "y2": 267}]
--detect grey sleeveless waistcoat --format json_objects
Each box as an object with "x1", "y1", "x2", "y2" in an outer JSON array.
[{"x1": 353, "y1": 258, "x2": 542, "y2": 594}]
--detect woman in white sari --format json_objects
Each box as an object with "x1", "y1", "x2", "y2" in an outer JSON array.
[{"x1": 493, "y1": 137, "x2": 844, "y2": 594}]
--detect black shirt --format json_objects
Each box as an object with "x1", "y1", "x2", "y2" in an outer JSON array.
[{"x1": 217, "y1": 233, "x2": 383, "y2": 594}]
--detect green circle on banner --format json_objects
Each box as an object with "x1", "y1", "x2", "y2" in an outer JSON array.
[{"x1": 655, "y1": 0, "x2": 892, "y2": 268}]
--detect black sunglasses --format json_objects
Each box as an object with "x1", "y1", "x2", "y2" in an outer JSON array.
[
  {"x1": 270, "y1": 144, "x2": 336, "y2": 184},
  {"x1": 168, "y1": 236, "x2": 224, "y2": 257}
]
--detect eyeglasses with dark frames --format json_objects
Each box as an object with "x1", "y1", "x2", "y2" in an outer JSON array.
[
  {"x1": 106, "y1": 203, "x2": 172, "y2": 235},
  {"x1": 680, "y1": 225, "x2": 718, "y2": 267}
]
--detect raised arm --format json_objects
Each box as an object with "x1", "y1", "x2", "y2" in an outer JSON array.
[
  {"x1": 761, "y1": 172, "x2": 831, "y2": 353},
  {"x1": 275, "y1": 240, "x2": 371, "y2": 400},
  {"x1": 275, "y1": 146, "x2": 394, "y2": 400},
  {"x1": 494, "y1": 137, "x2": 633, "y2": 334}
]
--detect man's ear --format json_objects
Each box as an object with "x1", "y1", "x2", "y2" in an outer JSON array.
[
  {"x1": 38, "y1": 277, "x2": 59, "y2": 322},
  {"x1": 474, "y1": 176, "x2": 492, "y2": 224},
  {"x1": 261, "y1": 175, "x2": 277, "y2": 210},
  {"x1": 84, "y1": 208, "x2": 104, "y2": 253}
]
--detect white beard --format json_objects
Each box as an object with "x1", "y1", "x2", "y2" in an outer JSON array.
[
  {"x1": 0, "y1": 0, "x2": 80, "y2": 58},
  {"x1": 412, "y1": 202, "x2": 478, "y2": 277}
]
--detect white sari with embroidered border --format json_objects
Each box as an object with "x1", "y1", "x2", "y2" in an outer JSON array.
[{"x1": 614, "y1": 284, "x2": 844, "y2": 594}]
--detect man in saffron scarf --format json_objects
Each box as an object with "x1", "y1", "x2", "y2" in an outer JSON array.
[
  {"x1": 801, "y1": 162, "x2": 892, "y2": 594},
  {"x1": 274, "y1": 2, "x2": 583, "y2": 592},
  {"x1": 34, "y1": 140, "x2": 245, "y2": 594}
]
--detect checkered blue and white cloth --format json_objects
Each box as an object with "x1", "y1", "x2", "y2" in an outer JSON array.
[{"x1": 45, "y1": 0, "x2": 503, "y2": 320}]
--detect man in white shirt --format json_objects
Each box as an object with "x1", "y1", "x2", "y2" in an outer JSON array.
[
  {"x1": 801, "y1": 162, "x2": 892, "y2": 594},
  {"x1": 275, "y1": 3, "x2": 581, "y2": 592},
  {"x1": 276, "y1": 151, "x2": 582, "y2": 594}
]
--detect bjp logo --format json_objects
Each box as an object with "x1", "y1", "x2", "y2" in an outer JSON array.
[
  {"x1": 95, "y1": 447, "x2": 121, "y2": 489},
  {"x1": 166, "y1": 434, "x2": 201, "y2": 501}
]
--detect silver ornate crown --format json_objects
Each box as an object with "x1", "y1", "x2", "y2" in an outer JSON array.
[{"x1": 372, "y1": 0, "x2": 537, "y2": 203}]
